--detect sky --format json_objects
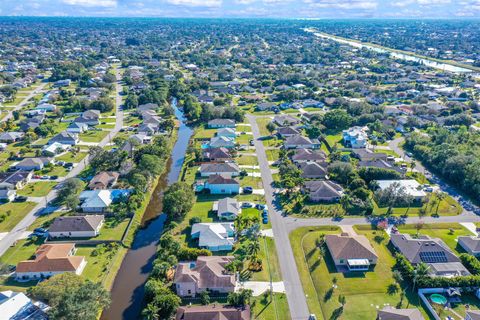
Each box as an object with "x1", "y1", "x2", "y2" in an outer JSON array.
[{"x1": 0, "y1": 0, "x2": 479, "y2": 18}]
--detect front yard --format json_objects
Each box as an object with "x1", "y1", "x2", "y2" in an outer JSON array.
[
  {"x1": 0, "y1": 202, "x2": 37, "y2": 232},
  {"x1": 17, "y1": 182, "x2": 57, "y2": 197}
]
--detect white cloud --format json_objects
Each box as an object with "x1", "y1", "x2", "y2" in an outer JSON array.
[
  {"x1": 166, "y1": 0, "x2": 223, "y2": 7},
  {"x1": 303, "y1": 0, "x2": 378, "y2": 10},
  {"x1": 62, "y1": 0, "x2": 117, "y2": 7}
]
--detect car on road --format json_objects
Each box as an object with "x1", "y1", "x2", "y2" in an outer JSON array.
[
  {"x1": 262, "y1": 216, "x2": 268, "y2": 224},
  {"x1": 243, "y1": 186, "x2": 253, "y2": 194}
]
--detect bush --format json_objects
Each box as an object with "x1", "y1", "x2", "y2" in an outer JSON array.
[
  {"x1": 460, "y1": 254, "x2": 480, "y2": 275},
  {"x1": 189, "y1": 216, "x2": 201, "y2": 225},
  {"x1": 177, "y1": 247, "x2": 211, "y2": 261}
]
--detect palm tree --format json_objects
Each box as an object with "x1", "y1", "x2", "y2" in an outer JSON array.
[
  {"x1": 412, "y1": 263, "x2": 430, "y2": 292},
  {"x1": 435, "y1": 192, "x2": 446, "y2": 215},
  {"x1": 247, "y1": 240, "x2": 261, "y2": 259},
  {"x1": 141, "y1": 303, "x2": 159, "y2": 320}
]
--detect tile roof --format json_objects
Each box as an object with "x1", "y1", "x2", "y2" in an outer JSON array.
[
  {"x1": 325, "y1": 233, "x2": 378, "y2": 261},
  {"x1": 176, "y1": 305, "x2": 250, "y2": 320},
  {"x1": 16, "y1": 244, "x2": 85, "y2": 274},
  {"x1": 377, "y1": 307, "x2": 424, "y2": 320}
]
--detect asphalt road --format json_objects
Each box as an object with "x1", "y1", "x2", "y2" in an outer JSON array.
[
  {"x1": 0, "y1": 68, "x2": 124, "y2": 257},
  {"x1": 0, "y1": 82, "x2": 48, "y2": 123},
  {"x1": 247, "y1": 114, "x2": 311, "y2": 320},
  {"x1": 247, "y1": 114, "x2": 480, "y2": 320}
]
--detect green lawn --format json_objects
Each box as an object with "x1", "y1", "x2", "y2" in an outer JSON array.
[
  {"x1": 237, "y1": 155, "x2": 259, "y2": 166},
  {"x1": 256, "y1": 117, "x2": 273, "y2": 136},
  {"x1": 249, "y1": 237, "x2": 281, "y2": 282},
  {"x1": 396, "y1": 223, "x2": 474, "y2": 255},
  {"x1": 237, "y1": 134, "x2": 254, "y2": 145},
  {"x1": 289, "y1": 226, "x2": 430, "y2": 320},
  {"x1": 37, "y1": 165, "x2": 69, "y2": 177},
  {"x1": 17, "y1": 182, "x2": 57, "y2": 197},
  {"x1": 56, "y1": 152, "x2": 88, "y2": 163},
  {"x1": 79, "y1": 130, "x2": 109, "y2": 143},
  {"x1": 265, "y1": 149, "x2": 280, "y2": 162},
  {"x1": 239, "y1": 175, "x2": 263, "y2": 189},
  {"x1": 236, "y1": 125, "x2": 252, "y2": 132},
  {"x1": 252, "y1": 293, "x2": 291, "y2": 320},
  {"x1": 194, "y1": 126, "x2": 217, "y2": 140},
  {"x1": 76, "y1": 245, "x2": 120, "y2": 282},
  {"x1": 324, "y1": 133, "x2": 343, "y2": 148},
  {"x1": 96, "y1": 217, "x2": 130, "y2": 241},
  {"x1": 0, "y1": 202, "x2": 37, "y2": 232}
]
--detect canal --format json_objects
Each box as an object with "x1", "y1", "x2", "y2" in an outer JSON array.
[{"x1": 101, "y1": 98, "x2": 193, "y2": 320}]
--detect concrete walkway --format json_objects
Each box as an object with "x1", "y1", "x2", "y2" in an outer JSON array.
[
  {"x1": 340, "y1": 225, "x2": 357, "y2": 235},
  {"x1": 0, "y1": 231, "x2": 31, "y2": 241},
  {"x1": 460, "y1": 222, "x2": 478, "y2": 236},
  {"x1": 261, "y1": 229, "x2": 274, "y2": 238},
  {"x1": 237, "y1": 281, "x2": 286, "y2": 297}
]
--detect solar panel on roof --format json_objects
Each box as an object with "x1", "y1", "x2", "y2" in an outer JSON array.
[{"x1": 419, "y1": 251, "x2": 448, "y2": 263}]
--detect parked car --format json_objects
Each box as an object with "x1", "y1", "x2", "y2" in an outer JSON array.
[
  {"x1": 241, "y1": 202, "x2": 254, "y2": 208},
  {"x1": 256, "y1": 203, "x2": 266, "y2": 210},
  {"x1": 50, "y1": 175, "x2": 58, "y2": 180},
  {"x1": 262, "y1": 209, "x2": 268, "y2": 217},
  {"x1": 406, "y1": 152, "x2": 413, "y2": 157},
  {"x1": 262, "y1": 216, "x2": 269, "y2": 224},
  {"x1": 41, "y1": 175, "x2": 49, "y2": 180},
  {"x1": 249, "y1": 139, "x2": 254, "y2": 146},
  {"x1": 14, "y1": 196, "x2": 28, "y2": 202},
  {"x1": 243, "y1": 186, "x2": 253, "y2": 194}
]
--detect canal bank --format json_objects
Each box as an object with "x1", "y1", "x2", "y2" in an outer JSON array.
[{"x1": 101, "y1": 98, "x2": 193, "y2": 320}]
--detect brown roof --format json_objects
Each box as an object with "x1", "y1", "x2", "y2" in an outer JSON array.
[
  {"x1": 48, "y1": 215, "x2": 104, "y2": 233},
  {"x1": 325, "y1": 233, "x2": 378, "y2": 261},
  {"x1": 377, "y1": 307, "x2": 424, "y2": 320},
  {"x1": 208, "y1": 174, "x2": 239, "y2": 185},
  {"x1": 390, "y1": 234, "x2": 460, "y2": 264},
  {"x1": 16, "y1": 244, "x2": 85, "y2": 273},
  {"x1": 176, "y1": 305, "x2": 250, "y2": 320},
  {"x1": 174, "y1": 256, "x2": 235, "y2": 291},
  {"x1": 88, "y1": 171, "x2": 119, "y2": 189}
]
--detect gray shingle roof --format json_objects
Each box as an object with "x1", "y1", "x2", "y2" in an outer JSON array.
[{"x1": 49, "y1": 215, "x2": 104, "y2": 233}]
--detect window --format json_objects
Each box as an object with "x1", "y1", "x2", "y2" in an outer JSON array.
[
  {"x1": 340, "y1": 259, "x2": 344, "y2": 264},
  {"x1": 187, "y1": 290, "x2": 191, "y2": 295}
]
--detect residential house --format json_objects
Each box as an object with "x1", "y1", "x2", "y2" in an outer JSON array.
[
  {"x1": 35, "y1": 103, "x2": 56, "y2": 112},
  {"x1": 256, "y1": 102, "x2": 276, "y2": 111},
  {"x1": 217, "y1": 128, "x2": 237, "y2": 139},
  {"x1": 209, "y1": 136, "x2": 236, "y2": 149},
  {"x1": 202, "y1": 148, "x2": 232, "y2": 162},
  {"x1": 88, "y1": 171, "x2": 120, "y2": 190},
  {"x1": 48, "y1": 131, "x2": 79, "y2": 146},
  {"x1": 53, "y1": 79, "x2": 71, "y2": 87},
  {"x1": 138, "y1": 123, "x2": 158, "y2": 136},
  {"x1": 208, "y1": 119, "x2": 236, "y2": 129},
  {"x1": 303, "y1": 180, "x2": 344, "y2": 202},
  {"x1": 457, "y1": 236, "x2": 480, "y2": 257},
  {"x1": 291, "y1": 149, "x2": 327, "y2": 164},
  {"x1": 298, "y1": 162, "x2": 328, "y2": 179},
  {"x1": 16, "y1": 244, "x2": 86, "y2": 281},
  {"x1": 0, "y1": 132, "x2": 24, "y2": 143},
  {"x1": 174, "y1": 256, "x2": 235, "y2": 297},
  {"x1": 273, "y1": 114, "x2": 300, "y2": 127},
  {"x1": 377, "y1": 180, "x2": 426, "y2": 201},
  {"x1": 74, "y1": 109, "x2": 100, "y2": 126},
  {"x1": 200, "y1": 163, "x2": 240, "y2": 177},
  {"x1": 352, "y1": 149, "x2": 388, "y2": 162},
  {"x1": 191, "y1": 223, "x2": 235, "y2": 251},
  {"x1": 284, "y1": 135, "x2": 320, "y2": 149},
  {"x1": 0, "y1": 291, "x2": 49, "y2": 320},
  {"x1": 79, "y1": 189, "x2": 129, "y2": 213},
  {"x1": 204, "y1": 175, "x2": 240, "y2": 195},
  {"x1": 175, "y1": 305, "x2": 250, "y2": 320},
  {"x1": 277, "y1": 126, "x2": 300, "y2": 138},
  {"x1": 0, "y1": 171, "x2": 33, "y2": 190},
  {"x1": 213, "y1": 197, "x2": 240, "y2": 220},
  {"x1": 377, "y1": 307, "x2": 424, "y2": 320},
  {"x1": 13, "y1": 157, "x2": 53, "y2": 171},
  {"x1": 48, "y1": 215, "x2": 104, "y2": 238},
  {"x1": 390, "y1": 233, "x2": 470, "y2": 277},
  {"x1": 358, "y1": 160, "x2": 405, "y2": 174},
  {"x1": 325, "y1": 232, "x2": 378, "y2": 271},
  {"x1": 0, "y1": 189, "x2": 16, "y2": 202},
  {"x1": 67, "y1": 122, "x2": 88, "y2": 133},
  {"x1": 129, "y1": 133, "x2": 152, "y2": 145},
  {"x1": 343, "y1": 126, "x2": 369, "y2": 149},
  {"x1": 42, "y1": 142, "x2": 69, "y2": 156}
]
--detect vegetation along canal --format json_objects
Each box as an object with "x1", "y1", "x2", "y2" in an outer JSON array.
[{"x1": 101, "y1": 98, "x2": 193, "y2": 320}]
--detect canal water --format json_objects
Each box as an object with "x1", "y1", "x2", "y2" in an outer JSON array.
[
  {"x1": 101, "y1": 98, "x2": 193, "y2": 320},
  {"x1": 305, "y1": 29, "x2": 474, "y2": 74}
]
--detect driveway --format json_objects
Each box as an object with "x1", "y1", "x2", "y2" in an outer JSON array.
[{"x1": 237, "y1": 281, "x2": 286, "y2": 297}]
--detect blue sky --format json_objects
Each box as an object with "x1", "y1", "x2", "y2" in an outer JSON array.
[{"x1": 0, "y1": 0, "x2": 479, "y2": 18}]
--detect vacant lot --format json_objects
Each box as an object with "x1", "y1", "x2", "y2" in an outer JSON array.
[{"x1": 0, "y1": 202, "x2": 37, "y2": 232}]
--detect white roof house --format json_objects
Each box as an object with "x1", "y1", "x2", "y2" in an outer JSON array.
[
  {"x1": 377, "y1": 180, "x2": 427, "y2": 199},
  {"x1": 191, "y1": 223, "x2": 235, "y2": 251},
  {"x1": 0, "y1": 290, "x2": 48, "y2": 319}
]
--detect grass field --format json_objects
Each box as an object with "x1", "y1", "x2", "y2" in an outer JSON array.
[
  {"x1": 252, "y1": 293, "x2": 291, "y2": 320},
  {"x1": 237, "y1": 155, "x2": 259, "y2": 166},
  {"x1": 289, "y1": 225, "x2": 431, "y2": 320},
  {"x1": 79, "y1": 130, "x2": 109, "y2": 143},
  {"x1": 256, "y1": 117, "x2": 273, "y2": 136},
  {"x1": 0, "y1": 202, "x2": 37, "y2": 232},
  {"x1": 56, "y1": 151, "x2": 88, "y2": 163},
  {"x1": 17, "y1": 182, "x2": 57, "y2": 197}
]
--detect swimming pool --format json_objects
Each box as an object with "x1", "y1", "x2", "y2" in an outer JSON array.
[{"x1": 430, "y1": 294, "x2": 447, "y2": 305}]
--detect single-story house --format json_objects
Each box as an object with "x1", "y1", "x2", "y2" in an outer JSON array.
[
  {"x1": 191, "y1": 223, "x2": 235, "y2": 251},
  {"x1": 0, "y1": 132, "x2": 24, "y2": 143},
  {"x1": 325, "y1": 232, "x2": 378, "y2": 271},
  {"x1": 273, "y1": 115, "x2": 300, "y2": 127},
  {"x1": 298, "y1": 162, "x2": 328, "y2": 179},
  {"x1": 67, "y1": 122, "x2": 88, "y2": 133},
  {"x1": 35, "y1": 103, "x2": 56, "y2": 112},
  {"x1": 0, "y1": 170, "x2": 33, "y2": 190},
  {"x1": 15, "y1": 244, "x2": 86, "y2": 281},
  {"x1": 88, "y1": 171, "x2": 120, "y2": 190},
  {"x1": 377, "y1": 307, "x2": 424, "y2": 320},
  {"x1": 174, "y1": 256, "x2": 235, "y2": 297},
  {"x1": 204, "y1": 175, "x2": 240, "y2": 195},
  {"x1": 48, "y1": 215, "x2": 104, "y2": 238},
  {"x1": 209, "y1": 136, "x2": 235, "y2": 149},
  {"x1": 175, "y1": 305, "x2": 250, "y2": 320},
  {"x1": 291, "y1": 149, "x2": 327, "y2": 164},
  {"x1": 0, "y1": 189, "x2": 16, "y2": 202},
  {"x1": 458, "y1": 236, "x2": 480, "y2": 257},
  {"x1": 377, "y1": 180, "x2": 426, "y2": 201},
  {"x1": 343, "y1": 126, "x2": 368, "y2": 149},
  {"x1": 129, "y1": 133, "x2": 152, "y2": 145},
  {"x1": 13, "y1": 157, "x2": 53, "y2": 171},
  {"x1": 202, "y1": 147, "x2": 232, "y2": 162},
  {"x1": 42, "y1": 142, "x2": 69, "y2": 156},
  {"x1": 352, "y1": 149, "x2": 388, "y2": 162},
  {"x1": 74, "y1": 109, "x2": 100, "y2": 126},
  {"x1": 303, "y1": 180, "x2": 344, "y2": 202},
  {"x1": 48, "y1": 131, "x2": 79, "y2": 146},
  {"x1": 200, "y1": 163, "x2": 240, "y2": 177},
  {"x1": 358, "y1": 160, "x2": 405, "y2": 174},
  {"x1": 208, "y1": 119, "x2": 235, "y2": 129},
  {"x1": 216, "y1": 127, "x2": 237, "y2": 139},
  {"x1": 284, "y1": 135, "x2": 320, "y2": 149},
  {"x1": 277, "y1": 126, "x2": 300, "y2": 138},
  {"x1": 79, "y1": 189, "x2": 130, "y2": 213},
  {"x1": 0, "y1": 291, "x2": 49, "y2": 319},
  {"x1": 213, "y1": 197, "x2": 240, "y2": 220},
  {"x1": 390, "y1": 233, "x2": 470, "y2": 277}
]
